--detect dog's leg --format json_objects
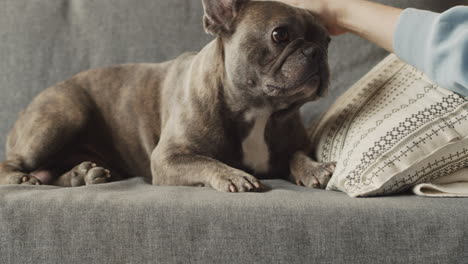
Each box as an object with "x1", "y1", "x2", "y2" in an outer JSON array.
[
  {"x1": 0, "y1": 85, "x2": 90, "y2": 185},
  {"x1": 152, "y1": 152, "x2": 264, "y2": 192},
  {"x1": 289, "y1": 151, "x2": 336, "y2": 189}
]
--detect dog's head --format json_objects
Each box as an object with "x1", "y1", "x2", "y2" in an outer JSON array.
[{"x1": 202, "y1": 0, "x2": 331, "y2": 110}]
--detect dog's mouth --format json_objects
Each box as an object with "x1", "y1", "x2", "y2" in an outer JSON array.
[
  {"x1": 264, "y1": 74, "x2": 320, "y2": 97},
  {"x1": 263, "y1": 39, "x2": 328, "y2": 98}
]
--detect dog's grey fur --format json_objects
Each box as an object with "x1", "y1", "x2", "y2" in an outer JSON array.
[{"x1": 0, "y1": 0, "x2": 336, "y2": 192}]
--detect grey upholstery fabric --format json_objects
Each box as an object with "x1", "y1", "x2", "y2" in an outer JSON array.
[
  {"x1": 1, "y1": 178, "x2": 468, "y2": 264},
  {"x1": 1, "y1": 1, "x2": 468, "y2": 263}
]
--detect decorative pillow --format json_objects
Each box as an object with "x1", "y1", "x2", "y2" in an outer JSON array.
[{"x1": 310, "y1": 54, "x2": 468, "y2": 197}]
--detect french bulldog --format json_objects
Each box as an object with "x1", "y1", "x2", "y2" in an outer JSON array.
[{"x1": 0, "y1": 0, "x2": 336, "y2": 192}]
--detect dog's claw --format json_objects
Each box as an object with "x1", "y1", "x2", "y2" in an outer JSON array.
[{"x1": 244, "y1": 182, "x2": 254, "y2": 191}]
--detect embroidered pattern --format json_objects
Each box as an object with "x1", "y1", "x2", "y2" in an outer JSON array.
[
  {"x1": 345, "y1": 94, "x2": 467, "y2": 191},
  {"x1": 311, "y1": 54, "x2": 468, "y2": 196}
]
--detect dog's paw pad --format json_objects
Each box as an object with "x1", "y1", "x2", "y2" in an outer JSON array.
[
  {"x1": 69, "y1": 162, "x2": 111, "y2": 186},
  {"x1": 85, "y1": 167, "x2": 111, "y2": 185},
  {"x1": 76, "y1": 162, "x2": 96, "y2": 174}
]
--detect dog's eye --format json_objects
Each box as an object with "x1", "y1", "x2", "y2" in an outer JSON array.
[
  {"x1": 327, "y1": 36, "x2": 332, "y2": 44},
  {"x1": 272, "y1": 27, "x2": 290, "y2": 44}
]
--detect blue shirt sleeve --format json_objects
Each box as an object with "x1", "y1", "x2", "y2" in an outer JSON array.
[{"x1": 393, "y1": 6, "x2": 468, "y2": 97}]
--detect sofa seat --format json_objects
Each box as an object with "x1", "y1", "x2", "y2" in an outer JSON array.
[{"x1": 1, "y1": 178, "x2": 467, "y2": 263}]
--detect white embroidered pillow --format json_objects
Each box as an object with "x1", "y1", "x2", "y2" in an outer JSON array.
[{"x1": 310, "y1": 54, "x2": 468, "y2": 197}]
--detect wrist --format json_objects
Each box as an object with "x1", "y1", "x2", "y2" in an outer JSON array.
[{"x1": 329, "y1": 0, "x2": 359, "y2": 32}]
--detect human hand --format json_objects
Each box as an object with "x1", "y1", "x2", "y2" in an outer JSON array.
[
  {"x1": 276, "y1": 0, "x2": 402, "y2": 52},
  {"x1": 277, "y1": 0, "x2": 348, "y2": 35}
]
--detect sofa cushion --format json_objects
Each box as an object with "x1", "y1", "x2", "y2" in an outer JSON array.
[
  {"x1": 1, "y1": 178, "x2": 468, "y2": 264},
  {"x1": 311, "y1": 54, "x2": 468, "y2": 197}
]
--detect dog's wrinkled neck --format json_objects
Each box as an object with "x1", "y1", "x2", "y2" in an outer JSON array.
[
  {"x1": 215, "y1": 42, "x2": 256, "y2": 114},
  {"x1": 192, "y1": 38, "x2": 225, "y2": 85},
  {"x1": 191, "y1": 38, "x2": 256, "y2": 113},
  {"x1": 185, "y1": 39, "x2": 224, "y2": 105}
]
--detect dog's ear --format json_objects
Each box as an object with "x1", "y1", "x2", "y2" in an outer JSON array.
[{"x1": 202, "y1": 0, "x2": 249, "y2": 36}]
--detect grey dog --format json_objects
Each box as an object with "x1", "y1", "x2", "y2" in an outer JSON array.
[{"x1": 0, "y1": 0, "x2": 336, "y2": 192}]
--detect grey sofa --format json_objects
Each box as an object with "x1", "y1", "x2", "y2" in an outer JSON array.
[{"x1": 1, "y1": 0, "x2": 467, "y2": 263}]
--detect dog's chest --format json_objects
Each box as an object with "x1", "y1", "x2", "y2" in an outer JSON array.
[{"x1": 241, "y1": 109, "x2": 271, "y2": 174}]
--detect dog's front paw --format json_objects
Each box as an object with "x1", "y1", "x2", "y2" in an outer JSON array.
[
  {"x1": 211, "y1": 172, "x2": 263, "y2": 193},
  {"x1": 292, "y1": 161, "x2": 336, "y2": 189}
]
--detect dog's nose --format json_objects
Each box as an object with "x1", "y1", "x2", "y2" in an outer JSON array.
[{"x1": 301, "y1": 46, "x2": 319, "y2": 61}]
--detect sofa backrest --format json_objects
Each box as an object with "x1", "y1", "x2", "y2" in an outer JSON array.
[{"x1": 0, "y1": 0, "x2": 464, "y2": 160}]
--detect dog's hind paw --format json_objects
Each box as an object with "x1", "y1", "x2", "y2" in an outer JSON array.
[
  {"x1": 4, "y1": 172, "x2": 42, "y2": 185},
  {"x1": 17, "y1": 173, "x2": 42, "y2": 185},
  {"x1": 85, "y1": 166, "x2": 111, "y2": 185},
  {"x1": 70, "y1": 162, "x2": 111, "y2": 186}
]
